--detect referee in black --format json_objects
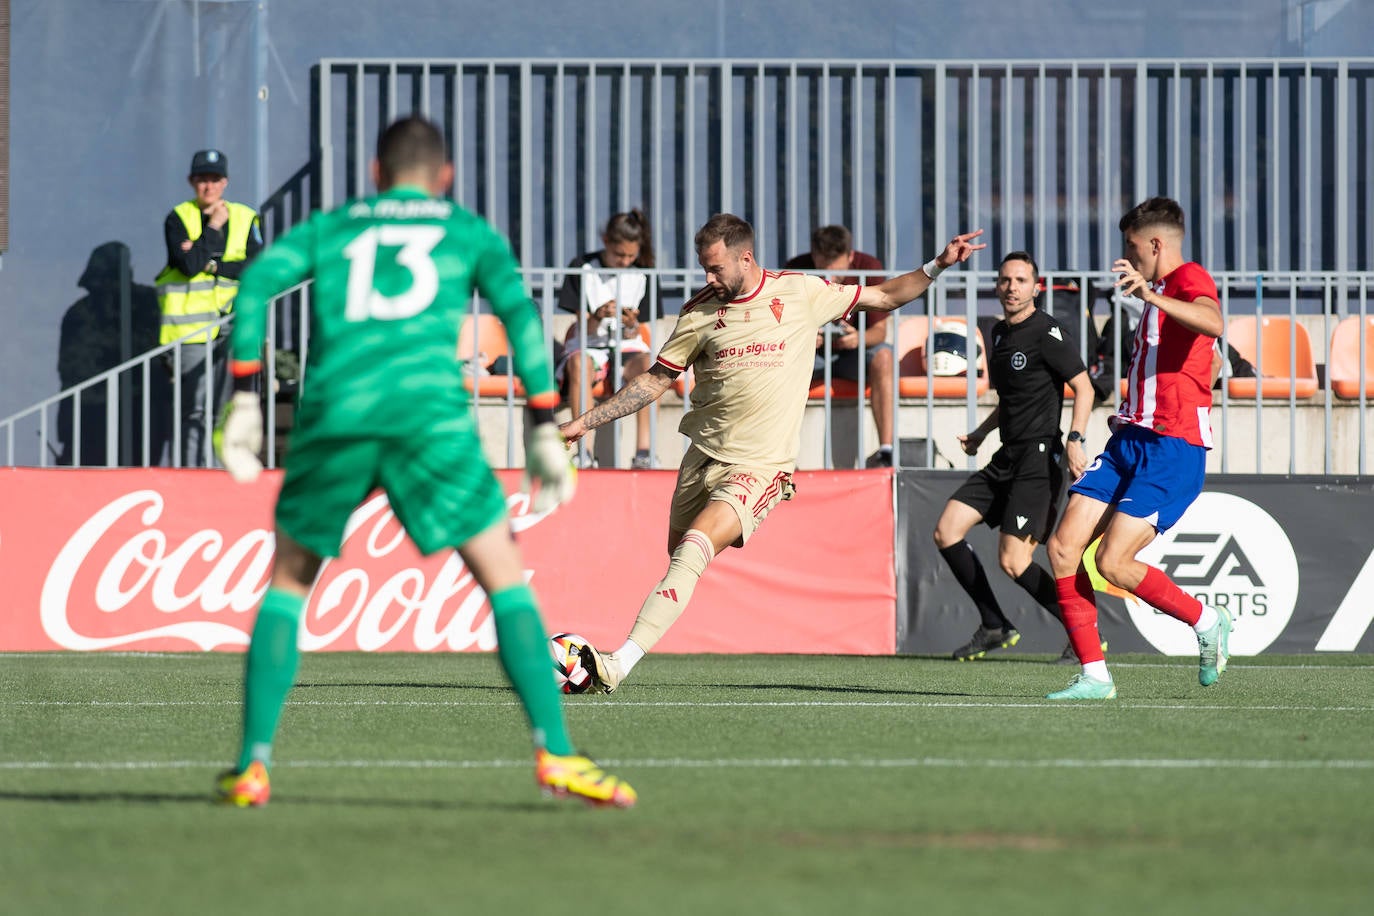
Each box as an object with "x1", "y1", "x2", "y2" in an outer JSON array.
[{"x1": 934, "y1": 251, "x2": 1097, "y2": 661}]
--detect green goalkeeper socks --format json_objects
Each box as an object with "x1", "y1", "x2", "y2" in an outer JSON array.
[
  {"x1": 489, "y1": 584, "x2": 574, "y2": 756},
  {"x1": 233, "y1": 584, "x2": 574, "y2": 768},
  {"x1": 236, "y1": 588, "x2": 305, "y2": 771}
]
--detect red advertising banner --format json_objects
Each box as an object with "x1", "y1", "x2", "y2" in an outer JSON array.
[{"x1": 0, "y1": 468, "x2": 895, "y2": 654}]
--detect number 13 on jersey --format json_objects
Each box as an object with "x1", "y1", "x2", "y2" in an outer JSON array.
[{"x1": 343, "y1": 224, "x2": 445, "y2": 321}]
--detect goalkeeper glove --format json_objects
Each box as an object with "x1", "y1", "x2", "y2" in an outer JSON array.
[
  {"x1": 522, "y1": 422, "x2": 575, "y2": 513},
  {"x1": 214, "y1": 391, "x2": 264, "y2": 483}
]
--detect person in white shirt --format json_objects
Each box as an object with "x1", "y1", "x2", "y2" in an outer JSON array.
[{"x1": 556, "y1": 210, "x2": 660, "y2": 468}]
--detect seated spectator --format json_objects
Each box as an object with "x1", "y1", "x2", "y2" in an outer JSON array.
[
  {"x1": 557, "y1": 211, "x2": 661, "y2": 468},
  {"x1": 784, "y1": 225, "x2": 894, "y2": 467}
]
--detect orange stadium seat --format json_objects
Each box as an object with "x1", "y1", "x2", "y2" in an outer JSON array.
[
  {"x1": 457, "y1": 314, "x2": 526, "y2": 397},
  {"x1": 810, "y1": 378, "x2": 868, "y2": 399},
  {"x1": 1329, "y1": 315, "x2": 1374, "y2": 400},
  {"x1": 896, "y1": 316, "x2": 989, "y2": 398},
  {"x1": 1225, "y1": 316, "x2": 1318, "y2": 399}
]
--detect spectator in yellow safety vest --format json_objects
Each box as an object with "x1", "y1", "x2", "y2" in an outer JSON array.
[{"x1": 155, "y1": 149, "x2": 263, "y2": 467}]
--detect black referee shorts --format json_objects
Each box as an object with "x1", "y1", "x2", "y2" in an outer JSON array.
[{"x1": 949, "y1": 438, "x2": 1065, "y2": 542}]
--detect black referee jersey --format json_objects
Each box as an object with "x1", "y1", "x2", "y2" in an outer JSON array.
[{"x1": 987, "y1": 308, "x2": 1088, "y2": 445}]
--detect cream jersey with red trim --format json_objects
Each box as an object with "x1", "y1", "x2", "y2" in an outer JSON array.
[{"x1": 656, "y1": 269, "x2": 861, "y2": 470}]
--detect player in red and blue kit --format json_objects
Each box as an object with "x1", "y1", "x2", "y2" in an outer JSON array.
[{"x1": 1044, "y1": 197, "x2": 1231, "y2": 699}]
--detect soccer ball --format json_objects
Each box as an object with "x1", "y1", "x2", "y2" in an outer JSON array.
[{"x1": 549, "y1": 632, "x2": 594, "y2": 694}]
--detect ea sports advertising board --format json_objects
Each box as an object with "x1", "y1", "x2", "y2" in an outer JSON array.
[{"x1": 896, "y1": 472, "x2": 1374, "y2": 655}]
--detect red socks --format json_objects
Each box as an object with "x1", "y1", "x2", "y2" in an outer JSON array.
[
  {"x1": 1133, "y1": 566, "x2": 1203, "y2": 626},
  {"x1": 1055, "y1": 570, "x2": 1105, "y2": 664},
  {"x1": 1052, "y1": 565, "x2": 1201, "y2": 667}
]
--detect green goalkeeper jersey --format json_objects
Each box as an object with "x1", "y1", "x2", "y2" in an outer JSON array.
[{"x1": 230, "y1": 185, "x2": 555, "y2": 440}]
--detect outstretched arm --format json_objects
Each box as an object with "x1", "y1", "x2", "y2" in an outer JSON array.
[
  {"x1": 561, "y1": 362, "x2": 677, "y2": 444},
  {"x1": 854, "y1": 230, "x2": 986, "y2": 314}
]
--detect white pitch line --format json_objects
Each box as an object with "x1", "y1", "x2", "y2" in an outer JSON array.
[
  {"x1": 4, "y1": 653, "x2": 1374, "y2": 671},
  {"x1": 1106, "y1": 662, "x2": 1374, "y2": 670},
  {"x1": 1, "y1": 756, "x2": 1372, "y2": 772},
  {"x1": 8, "y1": 698, "x2": 1373, "y2": 712},
  {"x1": 576, "y1": 700, "x2": 1374, "y2": 712},
  {"x1": 0, "y1": 652, "x2": 220, "y2": 659}
]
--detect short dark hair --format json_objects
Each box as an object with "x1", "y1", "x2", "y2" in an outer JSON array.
[
  {"x1": 694, "y1": 213, "x2": 755, "y2": 253},
  {"x1": 376, "y1": 116, "x2": 447, "y2": 183},
  {"x1": 999, "y1": 250, "x2": 1039, "y2": 280},
  {"x1": 1119, "y1": 196, "x2": 1186, "y2": 236},
  {"x1": 605, "y1": 209, "x2": 655, "y2": 268},
  {"x1": 809, "y1": 225, "x2": 853, "y2": 261}
]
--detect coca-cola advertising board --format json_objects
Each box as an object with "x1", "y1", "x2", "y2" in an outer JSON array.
[{"x1": 0, "y1": 468, "x2": 896, "y2": 654}]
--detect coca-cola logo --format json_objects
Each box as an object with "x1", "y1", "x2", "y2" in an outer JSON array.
[{"x1": 39, "y1": 487, "x2": 550, "y2": 652}]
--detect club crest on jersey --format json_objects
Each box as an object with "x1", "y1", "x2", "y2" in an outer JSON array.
[
  {"x1": 769, "y1": 298, "x2": 785, "y2": 322},
  {"x1": 714, "y1": 307, "x2": 728, "y2": 330}
]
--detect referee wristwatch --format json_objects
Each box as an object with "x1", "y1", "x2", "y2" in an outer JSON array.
[{"x1": 1067, "y1": 430, "x2": 1085, "y2": 445}]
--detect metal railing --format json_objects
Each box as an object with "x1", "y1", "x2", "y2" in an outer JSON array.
[
  {"x1": 1, "y1": 285, "x2": 302, "y2": 471},
  {"x1": 4, "y1": 268, "x2": 1369, "y2": 475},
  {"x1": 313, "y1": 57, "x2": 1374, "y2": 277},
  {"x1": 3, "y1": 329, "x2": 225, "y2": 469}
]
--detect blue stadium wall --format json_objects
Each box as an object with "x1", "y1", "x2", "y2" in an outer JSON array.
[{"x1": 3, "y1": 0, "x2": 1373, "y2": 437}]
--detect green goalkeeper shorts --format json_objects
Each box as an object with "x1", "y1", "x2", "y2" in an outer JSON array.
[{"x1": 274, "y1": 422, "x2": 510, "y2": 558}]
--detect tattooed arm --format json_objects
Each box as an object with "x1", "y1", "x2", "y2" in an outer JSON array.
[{"x1": 560, "y1": 363, "x2": 677, "y2": 444}]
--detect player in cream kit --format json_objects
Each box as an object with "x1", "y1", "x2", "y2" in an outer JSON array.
[{"x1": 561, "y1": 213, "x2": 985, "y2": 692}]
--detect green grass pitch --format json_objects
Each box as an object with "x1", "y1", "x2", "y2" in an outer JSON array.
[{"x1": 2, "y1": 651, "x2": 1371, "y2": 915}]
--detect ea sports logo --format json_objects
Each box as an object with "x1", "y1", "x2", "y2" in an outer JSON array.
[{"x1": 1125, "y1": 492, "x2": 1297, "y2": 656}]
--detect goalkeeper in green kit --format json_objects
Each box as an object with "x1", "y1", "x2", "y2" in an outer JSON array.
[{"x1": 213, "y1": 116, "x2": 635, "y2": 808}]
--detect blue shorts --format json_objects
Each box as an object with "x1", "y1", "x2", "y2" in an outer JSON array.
[{"x1": 1068, "y1": 423, "x2": 1205, "y2": 533}]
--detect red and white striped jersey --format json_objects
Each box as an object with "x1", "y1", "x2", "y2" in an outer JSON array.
[{"x1": 1114, "y1": 261, "x2": 1220, "y2": 448}]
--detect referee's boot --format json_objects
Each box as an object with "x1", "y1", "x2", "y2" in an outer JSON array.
[{"x1": 952, "y1": 625, "x2": 1020, "y2": 661}]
